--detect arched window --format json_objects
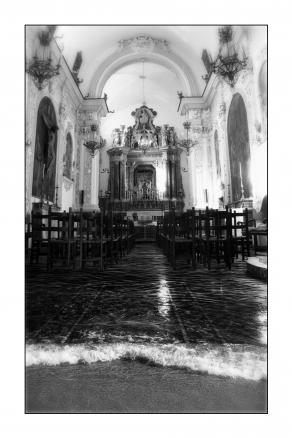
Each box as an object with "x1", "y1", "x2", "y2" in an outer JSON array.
[
  {"x1": 63, "y1": 133, "x2": 73, "y2": 179},
  {"x1": 214, "y1": 130, "x2": 221, "y2": 179},
  {"x1": 227, "y1": 93, "x2": 252, "y2": 202},
  {"x1": 258, "y1": 61, "x2": 267, "y2": 128},
  {"x1": 32, "y1": 97, "x2": 58, "y2": 202}
]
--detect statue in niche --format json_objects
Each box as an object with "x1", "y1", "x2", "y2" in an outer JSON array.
[
  {"x1": 168, "y1": 127, "x2": 177, "y2": 146},
  {"x1": 162, "y1": 125, "x2": 169, "y2": 146},
  {"x1": 125, "y1": 126, "x2": 133, "y2": 148},
  {"x1": 112, "y1": 129, "x2": 122, "y2": 147},
  {"x1": 155, "y1": 126, "x2": 161, "y2": 147}
]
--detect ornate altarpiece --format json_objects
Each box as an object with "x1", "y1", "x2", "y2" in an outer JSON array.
[{"x1": 107, "y1": 105, "x2": 184, "y2": 207}]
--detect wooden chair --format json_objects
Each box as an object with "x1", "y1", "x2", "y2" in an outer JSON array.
[
  {"x1": 78, "y1": 209, "x2": 106, "y2": 271},
  {"x1": 104, "y1": 211, "x2": 121, "y2": 264},
  {"x1": 49, "y1": 208, "x2": 77, "y2": 270},
  {"x1": 30, "y1": 207, "x2": 51, "y2": 268},
  {"x1": 229, "y1": 208, "x2": 251, "y2": 261},
  {"x1": 168, "y1": 208, "x2": 193, "y2": 270},
  {"x1": 196, "y1": 207, "x2": 232, "y2": 270}
]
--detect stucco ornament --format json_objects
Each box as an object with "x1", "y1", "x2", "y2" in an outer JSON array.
[
  {"x1": 118, "y1": 35, "x2": 169, "y2": 53},
  {"x1": 218, "y1": 102, "x2": 226, "y2": 118}
]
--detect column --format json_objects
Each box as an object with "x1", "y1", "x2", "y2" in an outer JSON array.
[
  {"x1": 201, "y1": 133, "x2": 211, "y2": 207},
  {"x1": 90, "y1": 149, "x2": 100, "y2": 209},
  {"x1": 166, "y1": 159, "x2": 170, "y2": 198},
  {"x1": 187, "y1": 147, "x2": 195, "y2": 206},
  {"x1": 114, "y1": 161, "x2": 120, "y2": 200}
]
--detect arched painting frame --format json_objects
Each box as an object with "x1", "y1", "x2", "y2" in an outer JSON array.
[
  {"x1": 227, "y1": 93, "x2": 252, "y2": 202},
  {"x1": 32, "y1": 97, "x2": 58, "y2": 202}
]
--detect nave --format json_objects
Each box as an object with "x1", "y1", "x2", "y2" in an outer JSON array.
[
  {"x1": 25, "y1": 24, "x2": 267, "y2": 414},
  {"x1": 26, "y1": 243, "x2": 266, "y2": 363}
]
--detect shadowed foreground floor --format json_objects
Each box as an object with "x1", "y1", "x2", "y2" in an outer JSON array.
[
  {"x1": 26, "y1": 361, "x2": 267, "y2": 413},
  {"x1": 26, "y1": 243, "x2": 267, "y2": 413}
]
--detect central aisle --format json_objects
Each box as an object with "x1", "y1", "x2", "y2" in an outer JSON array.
[
  {"x1": 26, "y1": 243, "x2": 267, "y2": 413},
  {"x1": 26, "y1": 243, "x2": 266, "y2": 346}
]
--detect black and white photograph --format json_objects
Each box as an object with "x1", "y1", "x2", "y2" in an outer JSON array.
[{"x1": 23, "y1": 24, "x2": 268, "y2": 414}]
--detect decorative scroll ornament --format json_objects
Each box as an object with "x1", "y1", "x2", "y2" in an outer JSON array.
[
  {"x1": 118, "y1": 35, "x2": 169, "y2": 53},
  {"x1": 218, "y1": 102, "x2": 226, "y2": 118}
]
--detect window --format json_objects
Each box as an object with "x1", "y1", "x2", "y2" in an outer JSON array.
[{"x1": 63, "y1": 133, "x2": 73, "y2": 179}]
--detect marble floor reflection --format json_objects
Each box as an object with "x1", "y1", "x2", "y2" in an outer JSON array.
[{"x1": 26, "y1": 243, "x2": 267, "y2": 348}]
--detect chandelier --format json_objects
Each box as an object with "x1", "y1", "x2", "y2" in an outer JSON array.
[
  {"x1": 212, "y1": 26, "x2": 247, "y2": 87},
  {"x1": 83, "y1": 124, "x2": 105, "y2": 157},
  {"x1": 26, "y1": 26, "x2": 61, "y2": 90}
]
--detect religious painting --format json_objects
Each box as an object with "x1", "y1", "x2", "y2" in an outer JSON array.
[
  {"x1": 32, "y1": 97, "x2": 58, "y2": 203},
  {"x1": 227, "y1": 93, "x2": 252, "y2": 202}
]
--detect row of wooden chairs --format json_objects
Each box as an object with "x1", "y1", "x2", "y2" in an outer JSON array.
[
  {"x1": 157, "y1": 207, "x2": 251, "y2": 270},
  {"x1": 27, "y1": 208, "x2": 135, "y2": 271}
]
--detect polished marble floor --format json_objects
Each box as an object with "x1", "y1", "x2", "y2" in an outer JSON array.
[{"x1": 26, "y1": 243, "x2": 267, "y2": 347}]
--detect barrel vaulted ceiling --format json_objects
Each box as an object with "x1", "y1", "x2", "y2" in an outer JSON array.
[
  {"x1": 54, "y1": 25, "x2": 258, "y2": 140},
  {"x1": 58, "y1": 25, "x2": 221, "y2": 97}
]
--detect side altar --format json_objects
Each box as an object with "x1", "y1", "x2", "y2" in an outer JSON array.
[{"x1": 103, "y1": 105, "x2": 184, "y2": 217}]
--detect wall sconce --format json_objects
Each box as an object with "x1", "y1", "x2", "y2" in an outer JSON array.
[
  {"x1": 101, "y1": 168, "x2": 110, "y2": 173},
  {"x1": 83, "y1": 124, "x2": 105, "y2": 157},
  {"x1": 180, "y1": 121, "x2": 193, "y2": 156},
  {"x1": 181, "y1": 167, "x2": 188, "y2": 172}
]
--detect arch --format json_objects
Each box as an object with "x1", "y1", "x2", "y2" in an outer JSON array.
[
  {"x1": 89, "y1": 50, "x2": 199, "y2": 97},
  {"x1": 32, "y1": 97, "x2": 58, "y2": 202},
  {"x1": 227, "y1": 93, "x2": 252, "y2": 202},
  {"x1": 63, "y1": 132, "x2": 73, "y2": 179}
]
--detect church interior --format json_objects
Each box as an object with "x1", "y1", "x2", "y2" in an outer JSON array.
[{"x1": 25, "y1": 25, "x2": 267, "y2": 413}]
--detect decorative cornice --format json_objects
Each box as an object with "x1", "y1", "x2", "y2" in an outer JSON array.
[
  {"x1": 79, "y1": 98, "x2": 108, "y2": 118},
  {"x1": 179, "y1": 74, "x2": 221, "y2": 115}
]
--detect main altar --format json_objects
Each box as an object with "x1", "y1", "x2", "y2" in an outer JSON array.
[{"x1": 104, "y1": 105, "x2": 184, "y2": 219}]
